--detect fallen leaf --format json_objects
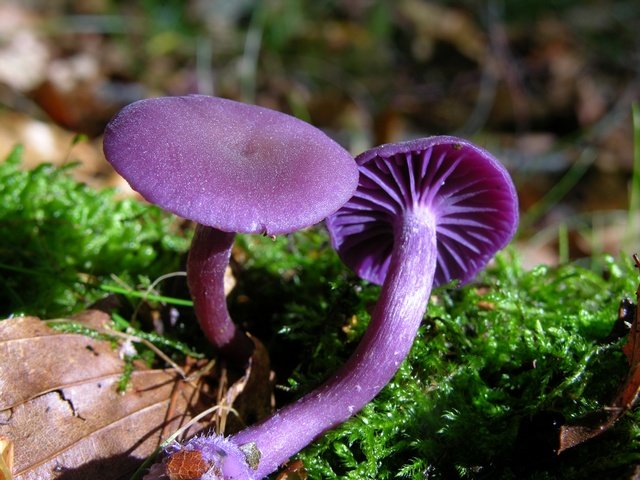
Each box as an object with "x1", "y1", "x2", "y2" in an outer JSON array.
[
  {"x1": 275, "y1": 459, "x2": 307, "y2": 480},
  {"x1": 601, "y1": 255, "x2": 640, "y2": 412},
  {"x1": 219, "y1": 335, "x2": 275, "y2": 435},
  {"x1": 0, "y1": 310, "x2": 212, "y2": 480},
  {"x1": 397, "y1": 0, "x2": 486, "y2": 62},
  {"x1": 557, "y1": 410, "x2": 615, "y2": 454},
  {"x1": 555, "y1": 254, "x2": 640, "y2": 454},
  {"x1": 0, "y1": 111, "x2": 115, "y2": 191},
  {"x1": 0, "y1": 436, "x2": 13, "y2": 480}
]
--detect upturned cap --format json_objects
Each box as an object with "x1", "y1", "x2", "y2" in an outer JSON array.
[
  {"x1": 326, "y1": 136, "x2": 518, "y2": 286},
  {"x1": 104, "y1": 95, "x2": 358, "y2": 235}
]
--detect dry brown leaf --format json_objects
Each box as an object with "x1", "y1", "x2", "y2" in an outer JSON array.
[
  {"x1": 557, "y1": 410, "x2": 616, "y2": 454},
  {"x1": 0, "y1": 111, "x2": 117, "y2": 191},
  {"x1": 397, "y1": 0, "x2": 487, "y2": 62},
  {"x1": 557, "y1": 254, "x2": 640, "y2": 454},
  {"x1": 275, "y1": 459, "x2": 307, "y2": 480},
  {"x1": 0, "y1": 311, "x2": 211, "y2": 480},
  {"x1": 0, "y1": 436, "x2": 13, "y2": 480},
  {"x1": 219, "y1": 336, "x2": 275, "y2": 435}
]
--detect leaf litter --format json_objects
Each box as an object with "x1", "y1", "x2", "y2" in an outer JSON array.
[
  {"x1": 0, "y1": 309, "x2": 269, "y2": 480},
  {"x1": 552, "y1": 254, "x2": 640, "y2": 455}
]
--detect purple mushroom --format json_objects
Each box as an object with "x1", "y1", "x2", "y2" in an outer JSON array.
[
  {"x1": 103, "y1": 95, "x2": 358, "y2": 364},
  {"x1": 143, "y1": 136, "x2": 518, "y2": 480},
  {"x1": 328, "y1": 136, "x2": 519, "y2": 288}
]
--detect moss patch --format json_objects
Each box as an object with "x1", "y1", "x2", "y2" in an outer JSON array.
[
  {"x1": 1, "y1": 149, "x2": 639, "y2": 478},
  {"x1": 0, "y1": 147, "x2": 191, "y2": 318},
  {"x1": 242, "y1": 235, "x2": 640, "y2": 479}
]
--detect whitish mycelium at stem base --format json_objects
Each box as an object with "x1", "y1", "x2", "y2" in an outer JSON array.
[
  {"x1": 143, "y1": 136, "x2": 518, "y2": 480},
  {"x1": 143, "y1": 435, "x2": 257, "y2": 480}
]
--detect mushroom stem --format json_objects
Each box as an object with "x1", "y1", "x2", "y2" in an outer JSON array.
[
  {"x1": 231, "y1": 207, "x2": 437, "y2": 478},
  {"x1": 187, "y1": 224, "x2": 254, "y2": 364}
]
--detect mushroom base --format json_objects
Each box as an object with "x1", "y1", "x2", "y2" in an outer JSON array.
[{"x1": 231, "y1": 208, "x2": 438, "y2": 478}]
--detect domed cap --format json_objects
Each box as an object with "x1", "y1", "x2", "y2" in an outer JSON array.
[
  {"x1": 103, "y1": 95, "x2": 358, "y2": 235},
  {"x1": 326, "y1": 136, "x2": 518, "y2": 286}
]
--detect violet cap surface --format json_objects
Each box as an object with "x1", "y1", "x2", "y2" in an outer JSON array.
[
  {"x1": 103, "y1": 95, "x2": 358, "y2": 235},
  {"x1": 326, "y1": 136, "x2": 518, "y2": 286}
]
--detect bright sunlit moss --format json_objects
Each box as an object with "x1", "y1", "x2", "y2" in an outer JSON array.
[
  {"x1": 287, "y1": 252, "x2": 639, "y2": 479},
  {"x1": 0, "y1": 147, "x2": 191, "y2": 318},
  {"x1": 1, "y1": 148, "x2": 639, "y2": 479},
  {"x1": 231, "y1": 227, "x2": 640, "y2": 479}
]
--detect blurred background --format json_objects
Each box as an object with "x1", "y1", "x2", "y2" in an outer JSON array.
[{"x1": 1, "y1": 0, "x2": 639, "y2": 268}]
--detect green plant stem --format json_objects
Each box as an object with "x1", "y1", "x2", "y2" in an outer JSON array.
[
  {"x1": 520, "y1": 147, "x2": 596, "y2": 231},
  {"x1": 626, "y1": 103, "x2": 640, "y2": 251},
  {"x1": 99, "y1": 284, "x2": 193, "y2": 306}
]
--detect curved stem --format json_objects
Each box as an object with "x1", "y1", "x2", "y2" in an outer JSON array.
[
  {"x1": 232, "y1": 209, "x2": 437, "y2": 478},
  {"x1": 187, "y1": 224, "x2": 254, "y2": 364}
]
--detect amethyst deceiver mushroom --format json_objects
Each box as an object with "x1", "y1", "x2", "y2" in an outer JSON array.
[
  {"x1": 328, "y1": 135, "x2": 519, "y2": 287},
  {"x1": 103, "y1": 95, "x2": 358, "y2": 364},
  {"x1": 143, "y1": 136, "x2": 518, "y2": 480}
]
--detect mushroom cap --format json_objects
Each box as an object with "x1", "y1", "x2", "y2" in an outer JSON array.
[
  {"x1": 103, "y1": 95, "x2": 358, "y2": 235},
  {"x1": 326, "y1": 136, "x2": 518, "y2": 287}
]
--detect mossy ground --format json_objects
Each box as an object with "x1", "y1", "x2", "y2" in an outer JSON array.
[
  {"x1": 0, "y1": 146, "x2": 191, "y2": 318},
  {"x1": 241, "y1": 232, "x2": 640, "y2": 479},
  {"x1": 1, "y1": 149, "x2": 640, "y2": 478}
]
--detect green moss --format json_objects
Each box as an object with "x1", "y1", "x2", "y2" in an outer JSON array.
[
  {"x1": 1, "y1": 147, "x2": 638, "y2": 478},
  {"x1": 231, "y1": 230, "x2": 640, "y2": 479},
  {"x1": 0, "y1": 146, "x2": 191, "y2": 318},
  {"x1": 285, "y1": 252, "x2": 639, "y2": 479}
]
